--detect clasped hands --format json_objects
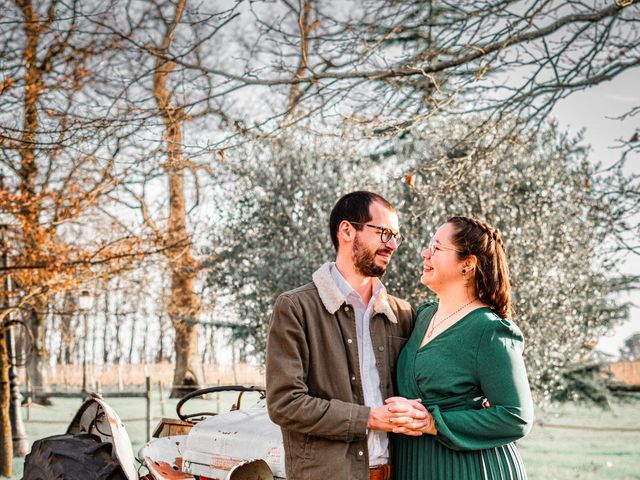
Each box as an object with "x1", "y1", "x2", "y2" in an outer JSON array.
[{"x1": 367, "y1": 396, "x2": 437, "y2": 437}]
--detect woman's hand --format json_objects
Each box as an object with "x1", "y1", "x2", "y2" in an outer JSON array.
[{"x1": 385, "y1": 396, "x2": 438, "y2": 436}]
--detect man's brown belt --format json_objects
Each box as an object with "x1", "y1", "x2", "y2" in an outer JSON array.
[{"x1": 369, "y1": 463, "x2": 392, "y2": 480}]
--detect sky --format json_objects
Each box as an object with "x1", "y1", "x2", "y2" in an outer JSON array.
[{"x1": 551, "y1": 68, "x2": 639, "y2": 357}]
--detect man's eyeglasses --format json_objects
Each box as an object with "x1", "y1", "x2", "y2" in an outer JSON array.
[
  {"x1": 426, "y1": 238, "x2": 461, "y2": 256},
  {"x1": 349, "y1": 222, "x2": 404, "y2": 246}
]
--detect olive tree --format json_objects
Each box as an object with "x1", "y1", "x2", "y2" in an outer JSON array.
[
  {"x1": 206, "y1": 130, "x2": 380, "y2": 357},
  {"x1": 208, "y1": 118, "x2": 637, "y2": 401},
  {"x1": 379, "y1": 118, "x2": 635, "y2": 401}
]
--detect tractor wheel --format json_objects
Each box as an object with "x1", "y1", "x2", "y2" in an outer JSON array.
[{"x1": 22, "y1": 433, "x2": 127, "y2": 480}]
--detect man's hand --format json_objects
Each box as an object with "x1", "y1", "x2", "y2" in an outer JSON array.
[
  {"x1": 368, "y1": 398, "x2": 426, "y2": 433},
  {"x1": 367, "y1": 405, "x2": 397, "y2": 432},
  {"x1": 384, "y1": 396, "x2": 437, "y2": 436}
]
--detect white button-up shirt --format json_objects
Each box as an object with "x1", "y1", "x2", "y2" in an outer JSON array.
[{"x1": 330, "y1": 264, "x2": 388, "y2": 467}]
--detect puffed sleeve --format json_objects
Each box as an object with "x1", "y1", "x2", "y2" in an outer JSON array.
[{"x1": 429, "y1": 318, "x2": 534, "y2": 450}]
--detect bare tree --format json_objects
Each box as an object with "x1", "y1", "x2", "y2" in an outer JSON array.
[
  {"x1": 154, "y1": 1, "x2": 638, "y2": 145},
  {"x1": 0, "y1": 326, "x2": 11, "y2": 476},
  {"x1": 97, "y1": 0, "x2": 245, "y2": 395},
  {"x1": 151, "y1": 0, "x2": 203, "y2": 395},
  {"x1": 0, "y1": 0, "x2": 133, "y2": 403}
]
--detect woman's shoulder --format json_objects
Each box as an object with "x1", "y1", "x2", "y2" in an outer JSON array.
[{"x1": 473, "y1": 308, "x2": 525, "y2": 344}]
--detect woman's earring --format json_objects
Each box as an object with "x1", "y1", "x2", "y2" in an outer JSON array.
[{"x1": 462, "y1": 268, "x2": 466, "y2": 276}]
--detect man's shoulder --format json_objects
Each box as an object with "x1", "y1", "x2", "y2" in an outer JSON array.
[
  {"x1": 272, "y1": 282, "x2": 323, "y2": 323},
  {"x1": 280, "y1": 281, "x2": 317, "y2": 296},
  {"x1": 385, "y1": 293, "x2": 414, "y2": 325},
  {"x1": 276, "y1": 281, "x2": 320, "y2": 303},
  {"x1": 386, "y1": 293, "x2": 411, "y2": 310}
]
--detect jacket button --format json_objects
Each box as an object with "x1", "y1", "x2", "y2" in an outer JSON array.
[
  {"x1": 351, "y1": 375, "x2": 356, "y2": 381},
  {"x1": 358, "y1": 450, "x2": 364, "y2": 456},
  {"x1": 347, "y1": 338, "x2": 353, "y2": 344},
  {"x1": 344, "y1": 305, "x2": 350, "y2": 311},
  {"x1": 378, "y1": 346, "x2": 385, "y2": 352}
]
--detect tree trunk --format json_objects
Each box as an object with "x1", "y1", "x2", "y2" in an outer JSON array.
[
  {"x1": 170, "y1": 307, "x2": 201, "y2": 397},
  {"x1": 113, "y1": 311, "x2": 122, "y2": 365},
  {"x1": 151, "y1": 0, "x2": 203, "y2": 398},
  {"x1": 0, "y1": 327, "x2": 13, "y2": 477},
  {"x1": 140, "y1": 306, "x2": 149, "y2": 364},
  {"x1": 127, "y1": 314, "x2": 136, "y2": 364},
  {"x1": 91, "y1": 302, "x2": 98, "y2": 368},
  {"x1": 200, "y1": 325, "x2": 208, "y2": 365},
  {"x1": 166, "y1": 159, "x2": 202, "y2": 396},
  {"x1": 18, "y1": 0, "x2": 50, "y2": 403},
  {"x1": 102, "y1": 291, "x2": 110, "y2": 364},
  {"x1": 26, "y1": 302, "x2": 50, "y2": 403},
  {"x1": 56, "y1": 313, "x2": 64, "y2": 365},
  {"x1": 155, "y1": 314, "x2": 166, "y2": 363}
]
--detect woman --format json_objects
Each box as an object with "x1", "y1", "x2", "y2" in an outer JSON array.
[{"x1": 389, "y1": 216, "x2": 534, "y2": 479}]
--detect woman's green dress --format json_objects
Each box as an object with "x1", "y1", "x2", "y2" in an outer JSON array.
[{"x1": 393, "y1": 303, "x2": 534, "y2": 480}]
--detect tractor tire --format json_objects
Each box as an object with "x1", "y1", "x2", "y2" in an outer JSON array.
[{"x1": 22, "y1": 433, "x2": 128, "y2": 480}]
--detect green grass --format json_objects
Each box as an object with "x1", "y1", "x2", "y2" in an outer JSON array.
[
  {"x1": 519, "y1": 401, "x2": 640, "y2": 479},
  {"x1": 7, "y1": 390, "x2": 255, "y2": 479},
  {"x1": 5, "y1": 397, "x2": 640, "y2": 479}
]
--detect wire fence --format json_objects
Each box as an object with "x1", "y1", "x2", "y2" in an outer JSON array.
[
  {"x1": 18, "y1": 378, "x2": 261, "y2": 444},
  {"x1": 20, "y1": 377, "x2": 156, "y2": 441},
  {"x1": 534, "y1": 421, "x2": 640, "y2": 433},
  {"x1": 18, "y1": 361, "x2": 264, "y2": 392}
]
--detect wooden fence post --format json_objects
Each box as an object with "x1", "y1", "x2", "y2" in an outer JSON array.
[
  {"x1": 26, "y1": 377, "x2": 31, "y2": 422},
  {"x1": 158, "y1": 381, "x2": 165, "y2": 417},
  {"x1": 145, "y1": 376, "x2": 152, "y2": 442},
  {"x1": 117, "y1": 363, "x2": 123, "y2": 392},
  {"x1": 216, "y1": 379, "x2": 220, "y2": 413}
]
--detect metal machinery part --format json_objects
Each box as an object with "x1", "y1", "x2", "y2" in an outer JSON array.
[{"x1": 23, "y1": 387, "x2": 286, "y2": 480}]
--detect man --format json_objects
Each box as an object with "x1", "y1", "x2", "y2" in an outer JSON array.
[{"x1": 266, "y1": 191, "x2": 425, "y2": 480}]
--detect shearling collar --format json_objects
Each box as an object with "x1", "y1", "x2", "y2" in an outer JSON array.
[{"x1": 311, "y1": 262, "x2": 398, "y2": 323}]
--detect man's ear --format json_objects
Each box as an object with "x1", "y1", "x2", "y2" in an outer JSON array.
[{"x1": 338, "y1": 220, "x2": 355, "y2": 244}]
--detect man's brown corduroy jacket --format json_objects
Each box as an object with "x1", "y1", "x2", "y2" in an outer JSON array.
[{"x1": 266, "y1": 263, "x2": 415, "y2": 480}]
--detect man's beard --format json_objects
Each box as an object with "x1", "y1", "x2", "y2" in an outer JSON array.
[{"x1": 352, "y1": 235, "x2": 392, "y2": 278}]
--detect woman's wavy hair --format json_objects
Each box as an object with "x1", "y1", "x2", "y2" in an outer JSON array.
[{"x1": 447, "y1": 216, "x2": 512, "y2": 319}]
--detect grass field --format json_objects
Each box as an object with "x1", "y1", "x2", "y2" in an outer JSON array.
[
  {"x1": 519, "y1": 401, "x2": 640, "y2": 479},
  {"x1": 6, "y1": 396, "x2": 640, "y2": 479}
]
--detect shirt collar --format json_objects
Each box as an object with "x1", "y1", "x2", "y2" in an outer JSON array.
[
  {"x1": 311, "y1": 262, "x2": 397, "y2": 323},
  {"x1": 330, "y1": 263, "x2": 384, "y2": 307}
]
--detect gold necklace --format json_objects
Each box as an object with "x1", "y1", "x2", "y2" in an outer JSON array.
[{"x1": 426, "y1": 298, "x2": 478, "y2": 338}]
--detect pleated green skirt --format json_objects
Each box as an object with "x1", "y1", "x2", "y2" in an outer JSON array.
[{"x1": 393, "y1": 434, "x2": 527, "y2": 480}]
